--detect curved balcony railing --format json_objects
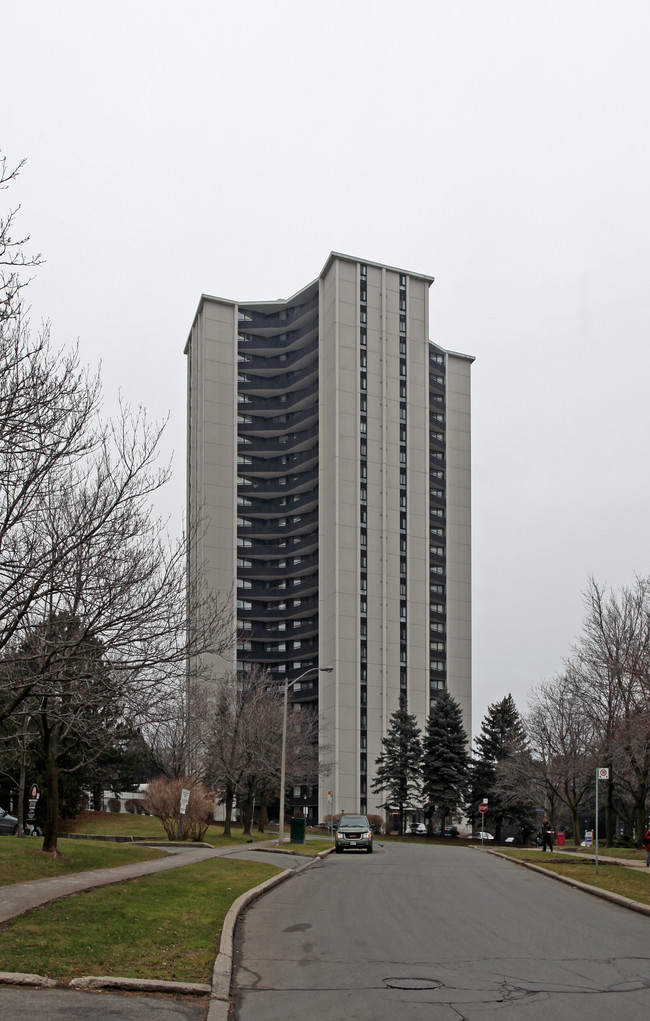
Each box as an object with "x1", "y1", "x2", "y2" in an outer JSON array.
[{"x1": 238, "y1": 333, "x2": 318, "y2": 374}]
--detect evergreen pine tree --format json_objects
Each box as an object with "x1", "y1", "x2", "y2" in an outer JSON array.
[
  {"x1": 469, "y1": 694, "x2": 532, "y2": 841},
  {"x1": 371, "y1": 693, "x2": 422, "y2": 834},
  {"x1": 422, "y1": 691, "x2": 469, "y2": 834}
]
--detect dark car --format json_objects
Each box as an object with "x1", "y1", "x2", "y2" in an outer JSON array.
[
  {"x1": 0, "y1": 807, "x2": 40, "y2": 836},
  {"x1": 335, "y1": 814, "x2": 373, "y2": 853}
]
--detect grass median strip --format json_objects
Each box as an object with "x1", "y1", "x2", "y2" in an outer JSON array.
[
  {"x1": 0, "y1": 837, "x2": 168, "y2": 887},
  {"x1": 495, "y1": 848, "x2": 650, "y2": 906},
  {"x1": 60, "y1": 810, "x2": 274, "y2": 847},
  {"x1": 0, "y1": 857, "x2": 281, "y2": 984}
]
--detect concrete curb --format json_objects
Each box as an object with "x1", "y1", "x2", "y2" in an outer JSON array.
[
  {"x1": 486, "y1": 849, "x2": 650, "y2": 918},
  {"x1": 0, "y1": 971, "x2": 56, "y2": 988},
  {"x1": 69, "y1": 976, "x2": 211, "y2": 995},
  {"x1": 206, "y1": 844, "x2": 335, "y2": 1021}
]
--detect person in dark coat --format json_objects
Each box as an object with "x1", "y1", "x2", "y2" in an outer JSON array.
[{"x1": 541, "y1": 817, "x2": 553, "y2": 852}]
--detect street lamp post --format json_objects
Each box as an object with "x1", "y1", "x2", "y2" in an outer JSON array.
[{"x1": 278, "y1": 665, "x2": 333, "y2": 845}]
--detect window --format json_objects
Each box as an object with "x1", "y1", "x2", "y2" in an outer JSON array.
[
  {"x1": 360, "y1": 351, "x2": 367, "y2": 369},
  {"x1": 360, "y1": 328, "x2": 367, "y2": 346},
  {"x1": 293, "y1": 786, "x2": 301, "y2": 797},
  {"x1": 431, "y1": 660, "x2": 445, "y2": 672},
  {"x1": 360, "y1": 440, "x2": 367, "y2": 457},
  {"x1": 360, "y1": 310, "x2": 367, "y2": 324},
  {"x1": 237, "y1": 579, "x2": 251, "y2": 589},
  {"x1": 360, "y1": 374, "x2": 367, "y2": 391},
  {"x1": 360, "y1": 420, "x2": 367, "y2": 435},
  {"x1": 430, "y1": 641, "x2": 446, "y2": 651},
  {"x1": 360, "y1": 263, "x2": 367, "y2": 277},
  {"x1": 360, "y1": 486, "x2": 367, "y2": 502}
]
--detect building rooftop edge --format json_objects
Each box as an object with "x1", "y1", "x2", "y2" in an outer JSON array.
[{"x1": 184, "y1": 253, "x2": 436, "y2": 353}]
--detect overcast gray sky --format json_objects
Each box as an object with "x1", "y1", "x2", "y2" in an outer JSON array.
[{"x1": 4, "y1": 1, "x2": 650, "y2": 736}]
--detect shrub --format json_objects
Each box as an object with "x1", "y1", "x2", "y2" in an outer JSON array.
[
  {"x1": 107, "y1": 798, "x2": 122, "y2": 813},
  {"x1": 142, "y1": 775, "x2": 214, "y2": 841},
  {"x1": 125, "y1": 799, "x2": 149, "y2": 815}
]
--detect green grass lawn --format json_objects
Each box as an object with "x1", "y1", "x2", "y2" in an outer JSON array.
[
  {"x1": 0, "y1": 857, "x2": 280, "y2": 984},
  {"x1": 493, "y1": 847, "x2": 650, "y2": 906},
  {"x1": 60, "y1": 811, "x2": 273, "y2": 847},
  {"x1": 0, "y1": 837, "x2": 168, "y2": 887},
  {"x1": 276, "y1": 839, "x2": 333, "y2": 855},
  {"x1": 562, "y1": 846, "x2": 646, "y2": 861}
]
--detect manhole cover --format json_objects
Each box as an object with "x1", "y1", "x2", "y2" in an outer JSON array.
[{"x1": 384, "y1": 977, "x2": 443, "y2": 990}]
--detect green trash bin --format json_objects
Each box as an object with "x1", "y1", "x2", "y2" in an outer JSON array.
[{"x1": 290, "y1": 816, "x2": 306, "y2": 844}]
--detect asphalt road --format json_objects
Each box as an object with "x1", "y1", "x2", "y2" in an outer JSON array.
[{"x1": 232, "y1": 842, "x2": 650, "y2": 1020}]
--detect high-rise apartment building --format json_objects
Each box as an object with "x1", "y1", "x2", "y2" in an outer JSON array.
[{"x1": 185, "y1": 253, "x2": 472, "y2": 823}]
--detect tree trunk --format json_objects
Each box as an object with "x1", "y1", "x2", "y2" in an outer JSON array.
[
  {"x1": 605, "y1": 771, "x2": 614, "y2": 847},
  {"x1": 42, "y1": 723, "x2": 60, "y2": 854},
  {"x1": 570, "y1": 806, "x2": 581, "y2": 847},
  {"x1": 223, "y1": 784, "x2": 234, "y2": 838},
  {"x1": 242, "y1": 798, "x2": 253, "y2": 835},
  {"x1": 258, "y1": 792, "x2": 267, "y2": 833},
  {"x1": 16, "y1": 730, "x2": 27, "y2": 838}
]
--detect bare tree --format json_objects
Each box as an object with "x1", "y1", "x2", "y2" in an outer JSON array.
[
  {"x1": 523, "y1": 675, "x2": 597, "y2": 846},
  {"x1": 198, "y1": 668, "x2": 324, "y2": 836},
  {"x1": 569, "y1": 576, "x2": 650, "y2": 844},
  {"x1": 0, "y1": 152, "x2": 235, "y2": 854}
]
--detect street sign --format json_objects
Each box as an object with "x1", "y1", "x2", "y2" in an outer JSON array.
[
  {"x1": 179, "y1": 788, "x2": 190, "y2": 815},
  {"x1": 598, "y1": 767, "x2": 610, "y2": 780},
  {"x1": 478, "y1": 803, "x2": 488, "y2": 815},
  {"x1": 585, "y1": 830, "x2": 593, "y2": 847}
]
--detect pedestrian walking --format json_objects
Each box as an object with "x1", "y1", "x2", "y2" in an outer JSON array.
[
  {"x1": 643, "y1": 828, "x2": 650, "y2": 867},
  {"x1": 541, "y1": 817, "x2": 553, "y2": 852}
]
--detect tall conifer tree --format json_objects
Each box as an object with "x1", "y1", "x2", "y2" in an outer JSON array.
[
  {"x1": 371, "y1": 693, "x2": 422, "y2": 834},
  {"x1": 422, "y1": 691, "x2": 469, "y2": 834}
]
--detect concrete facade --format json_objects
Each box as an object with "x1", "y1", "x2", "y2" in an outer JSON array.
[{"x1": 185, "y1": 253, "x2": 473, "y2": 823}]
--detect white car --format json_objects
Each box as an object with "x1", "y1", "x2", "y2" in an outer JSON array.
[{"x1": 469, "y1": 831, "x2": 494, "y2": 840}]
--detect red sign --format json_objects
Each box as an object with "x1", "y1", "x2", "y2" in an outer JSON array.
[{"x1": 478, "y1": 804, "x2": 488, "y2": 814}]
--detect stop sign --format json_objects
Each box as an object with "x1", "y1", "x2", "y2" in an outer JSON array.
[{"x1": 478, "y1": 803, "x2": 488, "y2": 814}]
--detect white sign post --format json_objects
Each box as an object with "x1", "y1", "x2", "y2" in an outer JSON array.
[
  {"x1": 595, "y1": 768, "x2": 609, "y2": 874},
  {"x1": 177, "y1": 788, "x2": 191, "y2": 841}
]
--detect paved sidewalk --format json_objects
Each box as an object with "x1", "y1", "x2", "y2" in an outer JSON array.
[{"x1": 0, "y1": 845, "x2": 228, "y2": 924}]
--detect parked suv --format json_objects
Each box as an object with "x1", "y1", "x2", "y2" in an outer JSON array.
[{"x1": 335, "y1": 815, "x2": 373, "y2": 853}]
